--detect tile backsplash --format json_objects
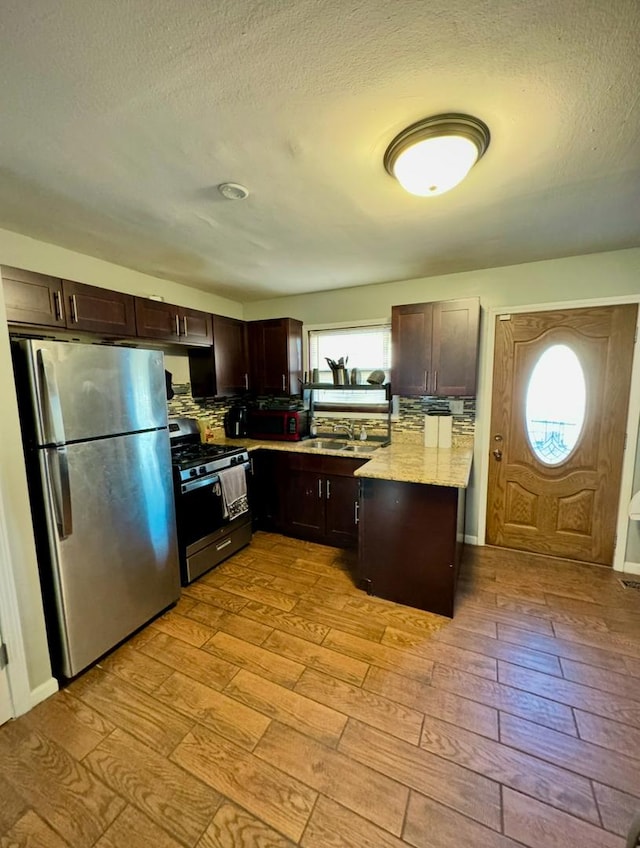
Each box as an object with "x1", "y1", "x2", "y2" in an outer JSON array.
[
  {"x1": 395, "y1": 395, "x2": 476, "y2": 437},
  {"x1": 167, "y1": 384, "x2": 235, "y2": 429},
  {"x1": 168, "y1": 383, "x2": 476, "y2": 441},
  {"x1": 315, "y1": 396, "x2": 476, "y2": 439}
]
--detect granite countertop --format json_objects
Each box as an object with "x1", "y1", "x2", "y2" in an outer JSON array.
[
  {"x1": 351, "y1": 440, "x2": 473, "y2": 487},
  {"x1": 207, "y1": 430, "x2": 473, "y2": 489}
]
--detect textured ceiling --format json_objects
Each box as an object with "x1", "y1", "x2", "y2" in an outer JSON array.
[{"x1": 1, "y1": 0, "x2": 639, "y2": 300}]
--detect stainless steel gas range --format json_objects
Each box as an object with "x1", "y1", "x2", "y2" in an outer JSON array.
[{"x1": 169, "y1": 417, "x2": 252, "y2": 584}]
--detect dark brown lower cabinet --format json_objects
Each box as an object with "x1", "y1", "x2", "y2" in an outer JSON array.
[
  {"x1": 358, "y1": 477, "x2": 465, "y2": 617},
  {"x1": 250, "y1": 450, "x2": 283, "y2": 531},
  {"x1": 257, "y1": 452, "x2": 365, "y2": 547}
]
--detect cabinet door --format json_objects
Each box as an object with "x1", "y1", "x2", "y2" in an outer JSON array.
[
  {"x1": 324, "y1": 474, "x2": 359, "y2": 547},
  {"x1": 251, "y1": 450, "x2": 284, "y2": 531},
  {"x1": 179, "y1": 307, "x2": 212, "y2": 346},
  {"x1": 391, "y1": 303, "x2": 433, "y2": 396},
  {"x1": 284, "y1": 469, "x2": 325, "y2": 540},
  {"x1": 259, "y1": 319, "x2": 289, "y2": 394},
  {"x1": 249, "y1": 318, "x2": 303, "y2": 395},
  {"x1": 359, "y1": 478, "x2": 458, "y2": 617},
  {"x1": 135, "y1": 298, "x2": 181, "y2": 341},
  {"x1": 63, "y1": 280, "x2": 136, "y2": 336},
  {"x1": 213, "y1": 314, "x2": 249, "y2": 394},
  {"x1": 2, "y1": 266, "x2": 66, "y2": 327},
  {"x1": 431, "y1": 298, "x2": 480, "y2": 396}
]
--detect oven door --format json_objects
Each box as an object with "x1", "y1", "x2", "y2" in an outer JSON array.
[
  {"x1": 176, "y1": 474, "x2": 226, "y2": 550},
  {"x1": 174, "y1": 463, "x2": 252, "y2": 583}
]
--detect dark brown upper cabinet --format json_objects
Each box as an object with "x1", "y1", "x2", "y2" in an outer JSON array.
[
  {"x1": 248, "y1": 318, "x2": 303, "y2": 395},
  {"x1": 2, "y1": 266, "x2": 136, "y2": 336},
  {"x1": 213, "y1": 314, "x2": 249, "y2": 394},
  {"x1": 188, "y1": 314, "x2": 249, "y2": 397},
  {"x1": 2, "y1": 266, "x2": 67, "y2": 328},
  {"x1": 63, "y1": 279, "x2": 136, "y2": 336},
  {"x1": 391, "y1": 297, "x2": 480, "y2": 396},
  {"x1": 134, "y1": 298, "x2": 212, "y2": 346}
]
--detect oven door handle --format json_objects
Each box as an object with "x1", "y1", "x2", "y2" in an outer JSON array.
[{"x1": 181, "y1": 474, "x2": 220, "y2": 494}]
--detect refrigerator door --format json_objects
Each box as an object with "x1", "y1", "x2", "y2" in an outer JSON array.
[
  {"x1": 39, "y1": 428, "x2": 179, "y2": 677},
  {"x1": 20, "y1": 339, "x2": 167, "y2": 445}
]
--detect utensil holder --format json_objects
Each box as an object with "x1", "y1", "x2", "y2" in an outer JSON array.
[{"x1": 332, "y1": 368, "x2": 346, "y2": 385}]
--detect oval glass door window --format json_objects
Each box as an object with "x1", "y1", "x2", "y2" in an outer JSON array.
[{"x1": 525, "y1": 344, "x2": 586, "y2": 464}]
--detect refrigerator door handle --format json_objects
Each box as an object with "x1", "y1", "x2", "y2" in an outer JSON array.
[
  {"x1": 45, "y1": 446, "x2": 73, "y2": 538},
  {"x1": 38, "y1": 349, "x2": 67, "y2": 446}
]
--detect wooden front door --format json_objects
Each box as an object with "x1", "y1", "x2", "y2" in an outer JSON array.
[{"x1": 486, "y1": 305, "x2": 637, "y2": 564}]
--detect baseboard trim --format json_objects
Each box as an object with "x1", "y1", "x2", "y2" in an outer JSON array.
[
  {"x1": 464, "y1": 535, "x2": 479, "y2": 545},
  {"x1": 622, "y1": 561, "x2": 640, "y2": 576},
  {"x1": 29, "y1": 677, "x2": 58, "y2": 711}
]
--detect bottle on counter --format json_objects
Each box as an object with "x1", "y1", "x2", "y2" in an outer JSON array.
[{"x1": 359, "y1": 426, "x2": 367, "y2": 441}]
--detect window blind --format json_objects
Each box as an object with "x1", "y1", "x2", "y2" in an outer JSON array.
[{"x1": 308, "y1": 324, "x2": 391, "y2": 405}]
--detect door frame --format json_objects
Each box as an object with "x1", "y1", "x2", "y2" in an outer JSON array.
[
  {"x1": 476, "y1": 294, "x2": 640, "y2": 571},
  {"x1": 0, "y1": 482, "x2": 31, "y2": 717}
]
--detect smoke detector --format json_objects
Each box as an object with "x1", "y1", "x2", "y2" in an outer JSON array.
[{"x1": 218, "y1": 182, "x2": 250, "y2": 200}]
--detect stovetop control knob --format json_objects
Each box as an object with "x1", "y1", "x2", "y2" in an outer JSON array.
[
  {"x1": 199, "y1": 466, "x2": 207, "y2": 476},
  {"x1": 189, "y1": 468, "x2": 198, "y2": 478}
]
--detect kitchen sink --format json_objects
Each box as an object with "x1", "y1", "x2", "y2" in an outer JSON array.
[{"x1": 306, "y1": 439, "x2": 380, "y2": 454}]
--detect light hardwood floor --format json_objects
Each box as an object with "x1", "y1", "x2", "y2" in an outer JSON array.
[{"x1": 1, "y1": 533, "x2": 640, "y2": 847}]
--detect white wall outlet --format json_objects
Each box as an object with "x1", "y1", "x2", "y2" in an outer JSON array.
[{"x1": 449, "y1": 400, "x2": 464, "y2": 415}]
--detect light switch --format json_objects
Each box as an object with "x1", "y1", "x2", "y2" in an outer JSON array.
[{"x1": 449, "y1": 400, "x2": 464, "y2": 415}]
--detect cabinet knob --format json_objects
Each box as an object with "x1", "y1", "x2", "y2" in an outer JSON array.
[
  {"x1": 354, "y1": 501, "x2": 359, "y2": 525},
  {"x1": 326, "y1": 479, "x2": 331, "y2": 499},
  {"x1": 318, "y1": 479, "x2": 323, "y2": 498},
  {"x1": 282, "y1": 374, "x2": 286, "y2": 392},
  {"x1": 183, "y1": 315, "x2": 188, "y2": 336},
  {"x1": 492, "y1": 448, "x2": 503, "y2": 461},
  {"x1": 175, "y1": 314, "x2": 180, "y2": 336},
  {"x1": 69, "y1": 294, "x2": 78, "y2": 323}
]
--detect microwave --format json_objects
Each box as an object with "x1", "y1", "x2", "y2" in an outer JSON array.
[{"x1": 247, "y1": 409, "x2": 310, "y2": 441}]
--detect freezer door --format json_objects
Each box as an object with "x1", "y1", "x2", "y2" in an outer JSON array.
[
  {"x1": 20, "y1": 339, "x2": 167, "y2": 444},
  {"x1": 39, "y1": 429, "x2": 180, "y2": 677}
]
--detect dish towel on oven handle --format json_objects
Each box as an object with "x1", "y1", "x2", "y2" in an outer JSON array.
[{"x1": 218, "y1": 465, "x2": 249, "y2": 520}]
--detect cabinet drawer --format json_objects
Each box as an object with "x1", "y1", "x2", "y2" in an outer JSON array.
[{"x1": 286, "y1": 452, "x2": 366, "y2": 475}]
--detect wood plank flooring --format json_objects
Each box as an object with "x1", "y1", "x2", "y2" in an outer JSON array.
[{"x1": 1, "y1": 534, "x2": 640, "y2": 847}]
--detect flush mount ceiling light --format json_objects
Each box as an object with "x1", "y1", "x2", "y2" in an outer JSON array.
[
  {"x1": 384, "y1": 113, "x2": 490, "y2": 197},
  {"x1": 218, "y1": 182, "x2": 249, "y2": 200}
]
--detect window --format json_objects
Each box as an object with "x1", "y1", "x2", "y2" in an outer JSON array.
[
  {"x1": 308, "y1": 324, "x2": 391, "y2": 408},
  {"x1": 525, "y1": 344, "x2": 586, "y2": 465}
]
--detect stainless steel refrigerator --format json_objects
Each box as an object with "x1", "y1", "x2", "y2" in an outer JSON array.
[{"x1": 14, "y1": 339, "x2": 180, "y2": 678}]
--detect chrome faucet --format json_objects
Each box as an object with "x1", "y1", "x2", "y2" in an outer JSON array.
[{"x1": 333, "y1": 422, "x2": 354, "y2": 440}]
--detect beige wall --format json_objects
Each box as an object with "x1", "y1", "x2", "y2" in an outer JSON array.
[
  {"x1": 0, "y1": 282, "x2": 51, "y2": 689},
  {"x1": 0, "y1": 228, "x2": 244, "y2": 695},
  {"x1": 0, "y1": 227, "x2": 243, "y2": 318},
  {"x1": 244, "y1": 247, "x2": 640, "y2": 550},
  {"x1": 243, "y1": 248, "x2": 640, "y2": 323}
]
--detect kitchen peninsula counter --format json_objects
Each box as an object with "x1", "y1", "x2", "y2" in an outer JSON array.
[
  {"x1": 208, "y1": 428, "x2": 471, "y2": 617},
  {"x1": 207, "y1": 431, "x2": 473, "y2": 490}
]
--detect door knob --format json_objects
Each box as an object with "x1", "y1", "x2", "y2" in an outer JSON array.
[{"x1": 492, "y1": 448, "x2": 503, "y2": 461}]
